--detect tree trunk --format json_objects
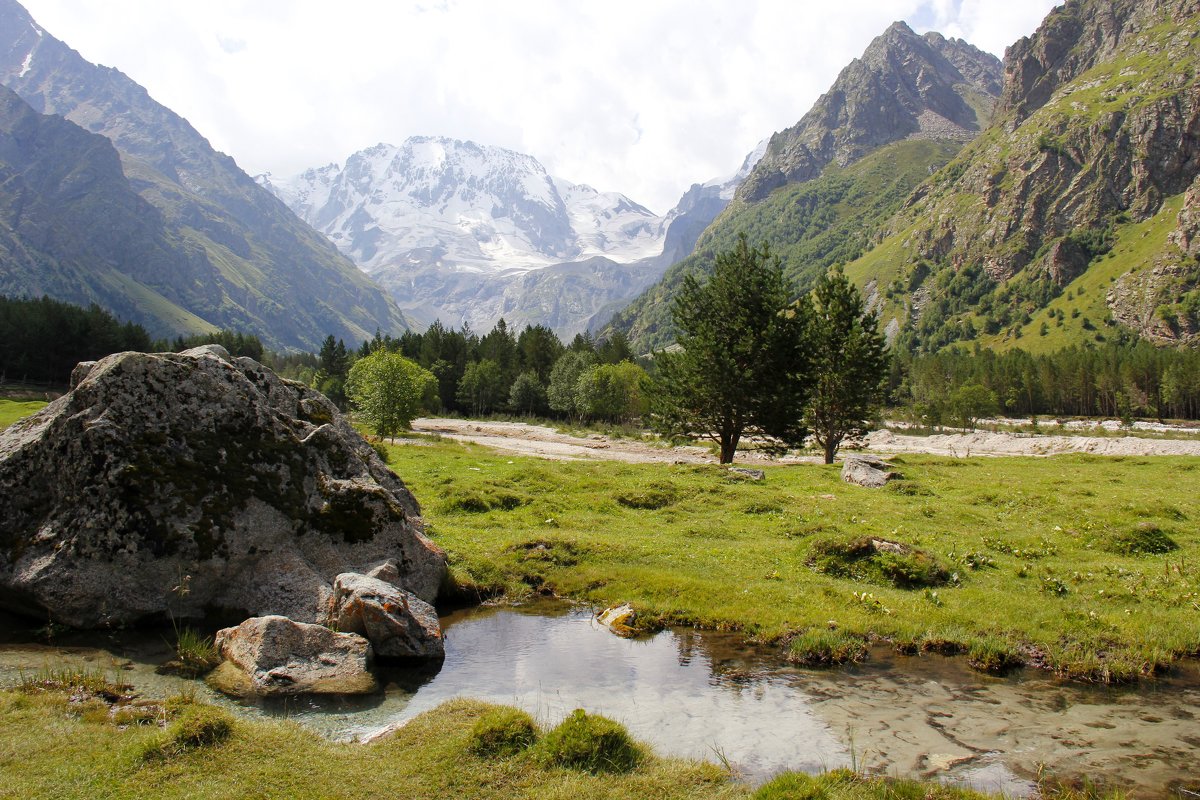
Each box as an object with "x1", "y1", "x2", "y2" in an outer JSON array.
[
  {"x1": 719, "y1": 428, "x2": 740, "y2": 464},
  {"x1": 823, "y1": 437, "x2": 837, "y2": 465}
]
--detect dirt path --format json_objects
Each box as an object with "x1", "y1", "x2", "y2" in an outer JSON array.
[{"x1": 411, "y1": 418, "x2": 1200, "y2": 463}]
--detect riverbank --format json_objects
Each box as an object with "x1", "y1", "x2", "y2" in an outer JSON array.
[{"x1": 387, "y1": 436, "x2": 1199, "y2": 684}]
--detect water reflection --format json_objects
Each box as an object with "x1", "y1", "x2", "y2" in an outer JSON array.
[{"x1": 2, "y1": 605, "x2": 1198, "y2": 796}]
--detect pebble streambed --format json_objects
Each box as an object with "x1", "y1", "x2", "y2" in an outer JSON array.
[{"x1": 2, "y1": 602, "x2": 1197, "y2": 796}]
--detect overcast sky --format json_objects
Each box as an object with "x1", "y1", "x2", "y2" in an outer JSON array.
[{"x1": 22, "y1": 0, "x2": 1060, "y2": 214}]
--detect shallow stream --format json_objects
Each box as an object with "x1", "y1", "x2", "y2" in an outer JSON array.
[{"x1": 2, "y1": 602, "x2": 1197, "y2": 795}]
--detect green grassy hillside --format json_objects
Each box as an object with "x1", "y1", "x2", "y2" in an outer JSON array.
[
  {"x1": 845, "y1": 4, "x2": 1200, "y2": 353},
  {"x1": 610, "y1": 140, "x2": 964, "y2": 353}
]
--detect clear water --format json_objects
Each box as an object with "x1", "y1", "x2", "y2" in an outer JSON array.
[{"x1": 3, "y1": 603, "x2": 1198, "y2": 795}]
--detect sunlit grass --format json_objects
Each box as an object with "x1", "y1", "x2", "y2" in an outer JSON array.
[
  {"x1": 0, "y1": 398, "x2": 47, "y2": 429},
  {"x1": 386, "y1": 437, "x2": 1200, "y2": 682}
]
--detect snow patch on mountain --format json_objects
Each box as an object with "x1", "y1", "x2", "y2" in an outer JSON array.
[{"x1": 260, "y1": 136, "x2": 665, "y2": 275}]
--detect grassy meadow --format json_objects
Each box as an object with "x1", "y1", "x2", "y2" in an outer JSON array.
[
  {"x1": 2, "y1": 399, "x2": 1195, "y2": 796},
  {"x1": 0, "y1": 398, "x2": 47, "y2": 429},
  {"x1": 386, "y1": 436, "x2": 1199, "y2": 682}
]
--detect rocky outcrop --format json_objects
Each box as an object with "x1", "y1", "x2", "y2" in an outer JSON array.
[
  {"x1": 324, "y1": 572, "x2": 444, "y2": 659},
  {"x1": 841, "y1": 455, "x2": 899, "y2": 488},
  {"x1": 208, "y1": 615, "x2": 376, "y2": 697},
  {"x1": 0, "y1": 345, "x2": 446, "y2": 628},
  {"x1": 1170, "y1": 175, "x2": 1200, "y2": 259},
  {"x1": 738, "y1": 22, "x2": 1002, "y2": 202},
  {"x1": 848, "y1": 0, "x2": 1200, "y2": 350},
  {"x1": 1107, "y1": 176, "x2": 1200, "y2": 344},
  {"x1": 1001, "y1": 0, "x2": 1200, "y2": 123}
]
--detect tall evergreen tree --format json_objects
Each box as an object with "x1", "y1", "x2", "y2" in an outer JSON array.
[
  {"x1": 805, "y1": 266, "x2": 887, "y2": 464},
  {"x1": 651, "y1": 234, "x2": 810, "y2": 464}
]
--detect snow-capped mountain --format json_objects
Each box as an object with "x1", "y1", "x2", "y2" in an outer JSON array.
[
  {"x1": 262, "y1": 135, "x2": 765, "y2": 336},
  {"x1": 261, "y1": 136, "x2": 664, "y2": 275}
]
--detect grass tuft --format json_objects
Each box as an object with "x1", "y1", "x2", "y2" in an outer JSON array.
[
  {"x1": 535, "y1": 708, "x2": 643, "y2": 773},
  {"x1": 140, "y1": 705, "x2": 235, "y2": 761},
  {"x1": 1105, "y1": 522, "x2": 1179, "y2": 556},
  {"x1": 615, "y1": 487, "x2": 677, "y2": 510},
  {"x1": 786, "y1": 629, "x2": 869, "y2": 667},
  {"x1": 161, "y1": 627, "x2": 220, "y2": 678},
  {"x1": 966, "y1": 637, "x2": 1024, "y2": 675},
  {"x1": 808, "y1": 537, "x2": 951, "y2": 589},
  {"x1": 466, "y1": 706, "x2": 539, "y2": 757}
]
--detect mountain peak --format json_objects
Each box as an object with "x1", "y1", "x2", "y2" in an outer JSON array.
[
  {"x1": 267, "y1": 136, "x2": 665, "y2": 271},
  {"x1": 737, "y1": 23, "x2": 1003, "y2": 202}
]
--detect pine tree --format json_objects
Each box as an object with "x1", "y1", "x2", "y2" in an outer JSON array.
[
  {"x1": 651, "y1": 234, "x2": 810, "y2": 464},
  {"x1": 805, "y1": 266, "x2": 887, "y2": 464}
]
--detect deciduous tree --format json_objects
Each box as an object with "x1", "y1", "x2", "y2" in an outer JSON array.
[{"x1": 345, "y1": 350, "x2": 437, "y2": 439}]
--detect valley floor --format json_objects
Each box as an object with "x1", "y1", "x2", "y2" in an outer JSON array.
[{"x1": 411, "y1": 417, "x2": 1200, "y2": 463}]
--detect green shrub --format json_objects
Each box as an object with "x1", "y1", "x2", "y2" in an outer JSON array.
[
  {"x1": 1105, "y1": 523, "x2": 1179, "y2": 556},
  {"x1": 535, "y1": 709, "x2": 642, "y2": 773},
  {"x1": 466, "y1": 707, "x2": 539, "y2": 757},
  {"x1": 809, "y1": 537, "x2": 951, "y2": 589},
  {"x1": 786, "y1": 629, "x2": 868, "y2": 667}
]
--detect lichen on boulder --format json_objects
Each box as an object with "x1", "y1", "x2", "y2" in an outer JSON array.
[{"x1": 0, "y1": 345, "x2": 446, "y2": 628}]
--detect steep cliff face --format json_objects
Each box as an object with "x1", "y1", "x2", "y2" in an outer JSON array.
[
  {"x1": 850, "y1": 0, "x2": 1200, "y2": 351},
  {"x1": 1107, "y1": 176, "x2": 1200, "y2": 344},
  {"x1": 1001, "y1": 0, "x2": 1200, "y2": 122},
  {"x1": 737, "y1": 21, "x2": 1002, "y2": 202}
]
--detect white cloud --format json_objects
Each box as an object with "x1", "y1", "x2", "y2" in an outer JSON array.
[{"x1": 19, "y1": 0, "x2": 1058, "y2": 214}]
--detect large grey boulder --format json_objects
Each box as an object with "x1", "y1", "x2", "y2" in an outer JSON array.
[
  {"x1": 0, "y1": 346, "x2": 446, "y2": 628},
  {"x1": 208, "y1": 615, "x2": 376, "y2": 697},
  {"x1": 324, "y1": 572, "x2": 444, "y2": 659},
  {"x1": 840, "y1": 455, "x2": 898, "y2": 488}
]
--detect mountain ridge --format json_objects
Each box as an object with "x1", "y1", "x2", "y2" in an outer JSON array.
[
  {"x1": 0, "y1": 0, "x2": 408, "y2": 350},
  {"x1": 265, "y1": 135, "x2": 767, "y2": 337},
  {"x1": 610, "y1": 20, "x2": 1005, "y2": 352},
  {"x1": 847, "y1": 0, "x2": 1200, "y2": 351},
  {"x1": 736, "y1": 21, "x2": 1003, "y2": 203}
]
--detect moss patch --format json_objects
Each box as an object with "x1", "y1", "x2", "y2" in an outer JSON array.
[{"x1": 808, "y1": 537, "x2": 951, "y2": 589}]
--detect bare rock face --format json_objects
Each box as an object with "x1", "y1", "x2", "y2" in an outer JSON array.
[
  {"x1": 737, "y1": 22, "x2": 1002, "y2": 202},
  {"x1": 208, "y1": 615, "x2": 376, "y2": 697},
  {"x1": 324, "y1": 572, "x2": 444, "y2": 659},
  {"x1": 841, "y1": 455, "x2": 899, "y2": 488},
  {"x1": 0, "y1": 346, "x2": 446, "y2": 628}
]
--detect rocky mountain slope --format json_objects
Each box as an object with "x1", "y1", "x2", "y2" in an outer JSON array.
[
  {"x1": 737, "y1": 22, "x2": 1002, "y2": 203},
  {"x1": 610, "y1": 22, "x2": 1004, "y2": 351},
  {"x1": 848, "y1": 0, "x2": 1200, "y2": 351},
  {"x1": 265, "y1": 136, "x2": 766, "y2": 337},
  {"x1": 0, "y1": 84, "x2": 216, "y2": 334},
  {"x1": 0, "y1": 0, "x2": 407, "y2": 350}
]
